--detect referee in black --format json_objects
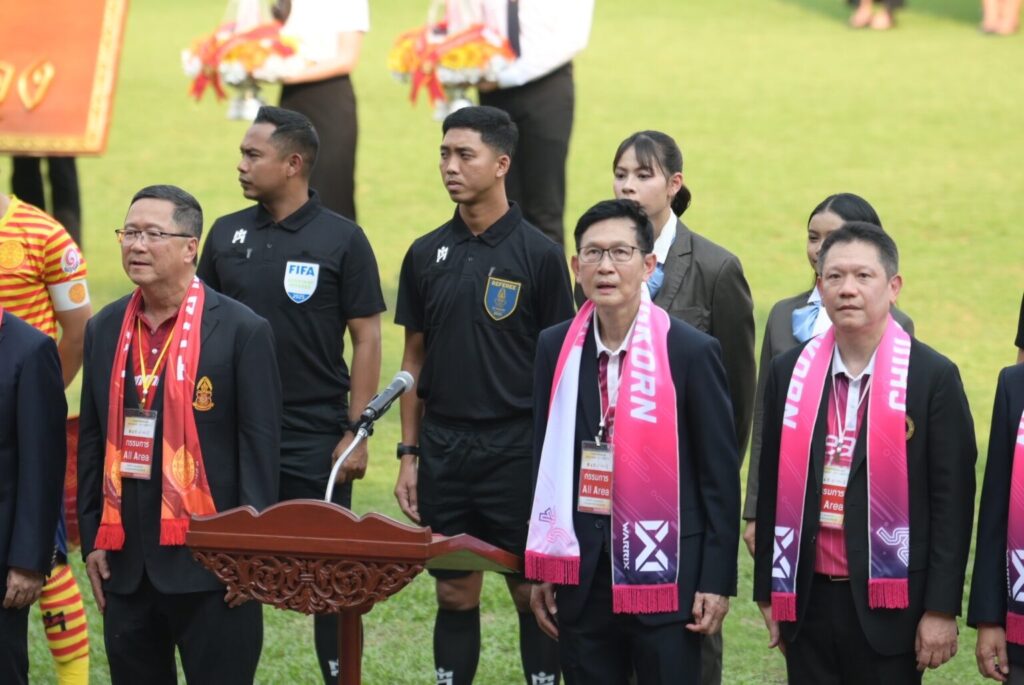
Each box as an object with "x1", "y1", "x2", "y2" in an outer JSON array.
[
  {"x1": 394, "y1": 106, "x2": 574, "y2": 685},
  {"x1": 197, "y1": 106, "x2": 384, "y2": 685}
]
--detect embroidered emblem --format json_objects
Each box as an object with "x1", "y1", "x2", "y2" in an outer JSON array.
[
  {"x1": 232, "y1": 229, "x2": 247, "y2": 244},
  {"x1": 436, "y1": 246, "x2": 449, "y2": 263},
  {"x1": 0, "y1": 240, "x2": 25, "y2": 270},
  {"x1": 60, "y1": 246, "x2": 82, "y2": 274},
  {"x1": 171, "y1": 447, "x2": 197, "y2": 489},
  {"x1": 283, "y1": 261, "x2": 319, "y2": 303},
  {"x1": 193, "y1": 376, "x2": 215, "y2": 411},
  {"x1": 484, "y1": 275, "x2": 521, "y2": 321},
  {"x1": 905, "y1": 416, "x2": 915, "y2": 441}
]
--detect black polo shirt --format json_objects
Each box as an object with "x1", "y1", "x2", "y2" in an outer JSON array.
[
  {"x1": 198, "y1": 192, "x2": 385, "y2": 433},
  {"x1": 395, "y1": 203, "x2": 574, "y2": 423}
]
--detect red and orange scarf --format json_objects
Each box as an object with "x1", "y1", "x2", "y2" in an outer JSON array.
[{"x1": 94, "y1": 277, "x2": 217, "y2": 550}]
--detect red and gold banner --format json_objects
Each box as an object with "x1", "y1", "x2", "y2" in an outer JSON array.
[{"x1": 0, "y1": 0, "x2": 129, "y2": 155}]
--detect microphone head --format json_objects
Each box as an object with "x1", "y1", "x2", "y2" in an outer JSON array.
[{"x1": 395, "y1": 370, "x2": 414, "y2": 392}]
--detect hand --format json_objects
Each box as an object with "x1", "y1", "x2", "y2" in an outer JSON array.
[
  {"x1": 476, "y1": 80, "x2": 498, "y2": 94},
  {"x1": 531, "y1": 583, "x2": 559, "y2": 640},
  {"x1": 757, "y1": 601, "x2": 786, "y2": 653},
  {"x1": 686, "y1": 592, "x2": 730, "y2": 634},
  {"x1": 915, "y1": 611, "x2": 958, "y2": 671},
  {"x1": 3, "y1": 567, "x2": 44, "y2": 609},
  {"x1": 394, "y1": 456, "x2": 420, "y2": 523},
  {"x1": 743, "y1": 520, "x2": 756, "y2": 557},
  {"x1": 976, "y1": 624, "x2": 1010, "y2": 681},
  {"x1": 332, "y1": 431, "x2": 368, "y2": 483},
  {"x1": 86, "y1": 549, "x2": 111, "y2": 613}
]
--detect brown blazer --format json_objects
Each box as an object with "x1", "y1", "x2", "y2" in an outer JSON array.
[
  {"x1": 654, "y1": 220, "x2": 756, "y2": 457},
  {"x1": 742, "y1": 289, "x2": 915, "y2": 518}
]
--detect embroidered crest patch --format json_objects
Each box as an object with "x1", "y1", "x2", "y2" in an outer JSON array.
[
  {"x1": 193, "y1": 376, "x2": 214, "y2": 412},
  {"x1": 484, "y1": 275, "x2": 521, "y2": 321},
  {"x1": 283, "y1": 261, "x2": 319, "y2": 303}
]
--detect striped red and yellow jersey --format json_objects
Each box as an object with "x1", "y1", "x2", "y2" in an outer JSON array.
[{"x1": 0, "y1": 196, "x2": 89, "y2": 340}]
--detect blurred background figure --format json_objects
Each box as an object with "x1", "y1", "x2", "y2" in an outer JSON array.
[
  {"x1": 275, "y1": 0, "x2": 367, "y2": 221},
  {"x1": 848, "y1": 0, "x2": 902, "y2": 30},
  {"x1": 981, "y1": 0, "x2": 1022, "y2": 34}
]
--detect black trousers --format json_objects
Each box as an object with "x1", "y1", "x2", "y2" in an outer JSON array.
[
  {"x1": 280, "y1": 76, "x2": 358, "y2": 222},
  {"x1": 278, "y1": 428, "x2": 352, "y2": 685},
  {"x1": 480, "y1": 63, "x2": 574, "y2": 249},
  {"x1": 10, "y1": 156, "x2": 82, "y2": 245},
  {"x1": 784, "y1": 575, "x2": 921, "y2": 684},
  {"x1": 0, "y1": 604, "x2": 30, "y2": 685},
  {"x1": 558, "y1": 557, "x2": 701, "y2": 685},
  {"x1": 104, "y1": 573, "x2": 262, "y2": 685}
]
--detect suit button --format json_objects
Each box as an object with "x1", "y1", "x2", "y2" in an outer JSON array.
[{"x1": 594, "y1": 520, "x2": 604, "y2": 529}]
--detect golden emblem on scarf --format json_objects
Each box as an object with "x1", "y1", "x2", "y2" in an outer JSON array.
[
  {"x1": 172, "y1": 447, "x2": 197, "y2": 489},
  {"x1": 17, "y1": 60, "x2": 55, "y2": 111},
  {"x1": 193, "y1": 376, "x2": 214, "y2": 411},
  {"x1": 0, "y1": 240, "x2": 26, "y2": 270},
  {"x1": 905, "y1": 416, "x2": 915, "y2": 441},
  {"x1": 0, "y1": 62, "x2": 14, "y2": 104}
]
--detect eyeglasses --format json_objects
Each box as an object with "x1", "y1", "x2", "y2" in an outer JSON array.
[
  {"x1": 578, "y1": 245, "x2": 645, "y2": 264},
  {"x1": 115, "y1": 228, "x2": 194, "y2": 245}
]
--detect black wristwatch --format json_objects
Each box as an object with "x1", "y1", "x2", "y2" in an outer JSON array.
[{"x1": 396, "y1": 443, "x2": 420, "y2": 459}]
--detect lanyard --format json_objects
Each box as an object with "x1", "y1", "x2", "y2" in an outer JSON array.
[
  {"x1": 137, "y1": 317, "x2": 175, "y2": 410},
  {"x1": 832, "y1": 373, "x2": 872, "y2": 449},
  {"x1": 597, "y1": 351, "x2": 621, "y2": 445}
]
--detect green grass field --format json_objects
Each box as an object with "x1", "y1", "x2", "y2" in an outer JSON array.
[{"x1": 6, "y1": 0, "x2": 1024, "y2": 682}]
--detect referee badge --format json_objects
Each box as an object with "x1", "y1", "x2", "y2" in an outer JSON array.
[
  {"x1": 484, "y1": 275, "x2": 521, "y2": 321},
  {"x1": 283, "y1": 261, "x2": 319, "y2": 303}
]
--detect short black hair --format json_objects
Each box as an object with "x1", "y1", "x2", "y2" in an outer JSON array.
[
  {"x1": 254, "y1": 106, "x2": 319, "y2": 176},
  {"x1": 573, "y1": 199, "x2": 654, "y2": 254},
  {"x1": 818, "y1": 221, "x2": 899, "y2": 278},
  {"x1": 808, "y1": 192, "x2": 883, "y2": 229},
  {"x1": 441, "y1": 106, "x2": 518, "y2": 157},
  {"x1": 130, "y1": 185, "x2": 203, "y2": 240}
]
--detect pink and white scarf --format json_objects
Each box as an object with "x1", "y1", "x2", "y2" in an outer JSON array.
[
  {"x1": 771, "y1": 315, "x2": 911, "y2": 621},
  {"x1": 1005, "y1": 407, "x2": 1024, "y2": 644},
  {"x1": 526, "y1": 288, "x2": 681, "y2": 614}
]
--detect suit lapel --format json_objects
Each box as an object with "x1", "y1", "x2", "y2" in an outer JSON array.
[
  {"x1": 201, "y1": 285, "x2": 220, "y2": 345},
  {"x1": 810, "y1": 374, "x2": 833, "y2": 491},
  {"x1": 653, "y1": 220, "x2": 693, "y2": 309},
  {"x1": 578, "y1": 330, "x2": 601, "y2": 441}
]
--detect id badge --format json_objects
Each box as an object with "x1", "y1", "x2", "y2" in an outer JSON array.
[
  {"x1": 578, "y1": 441, "x2": 613, "y2": 515},
  {"x1": 819, "y1": 459, "x2": 850, "y2": 529},
  {"x1": 121, "y1": 408, "x2": 157, "y2": 480}
]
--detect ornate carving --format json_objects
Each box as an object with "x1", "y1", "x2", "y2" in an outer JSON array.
[{"x1": 193, "y1": 551, "x2": 424, "y2": 614}]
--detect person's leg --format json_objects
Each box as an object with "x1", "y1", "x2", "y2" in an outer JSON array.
[
  {"x1": 558, "y1": 560, "x2": 630, "y2": 685},
  {"x1": 630, "y1": 619, "x2": 702, "y2": 685},
  {"x1": 784, "y1": 577, "x2": 842, "y2": 685},
  {"x1": 997, "y1": 0, "x2": 1022, "y2": 33},
  {"x1": 104, "y1": 578, "x2": 177, "y2": 685},
  {"x1": 10, "y1": 156, "x2": 44, "y2": 208},
  {"x1": 699, "y1": 632, "x2": 721, "y2": 685},
  {"x1": 434, "y1": 572, "x2": 484, "y2": 685},
  {"x1": 172, "y1": 590, "x2": 263, "y2": 685},
  {"x1": 506, "y1": 576, "x2": 560, "y2": 684},
  {"x1": 45, "y1": 157, "x2": 82, "y2": 246},
  {"x1": 0, "y1": 604, "x2": 30, "y2": 685},
  {"x1": 850, "y1": 0, "x2": 875, "y2": 27},
  {"x1": 982, "y1": 0, "x2": 1002, "y2": 31},
  {"x1": 38, "y1": 562, "x2": 90, "y2": 684}
]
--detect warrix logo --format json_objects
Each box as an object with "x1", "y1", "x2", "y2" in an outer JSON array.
[
  {"x1": 773, "y1": 526, "x2": 794, "y2": 579},
  {"x1": 635, "y1": 520, "x2": 669, "y2": 572},
  {"x1": 1012, "y1": 550, "x2": 1024, "y2": 602},
  {"x1": 232, "y1": 229, "x2": 247, "y2": 244},
  {"x1": 435, "y1": 668, "x2": 454, "y2": 685},
  {"x1": 876, "y1": 526, "x2": 911, "y2": 567},
  {"x1": 436, "y1": 246, "x2": 449, "y2": 263}
]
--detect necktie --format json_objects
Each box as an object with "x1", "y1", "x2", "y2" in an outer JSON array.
[
  {"x1": 791, "y1": 302, "x2": 821, "y2": 343},
  {"x1": 507, "y1": 0, "x2": 521, "y2": 57},
  {"x1": 647, "y1": 263, "x2": 665, "y2": 300}
]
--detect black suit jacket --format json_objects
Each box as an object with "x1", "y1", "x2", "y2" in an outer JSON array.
[
  {"x1": 78, "y1": 285, "x2": 281, "y2": 595},
  {"x1": 0, "y1": 312, "x2": 66, "y2": 579},
  {"x1": 753, "y1": 338, "x2": 976, "y2": 655},
  {"x1": 533, "y1": 315, "x2": 740, "y2": 626},
  {"x1": 968, "y1": 364, "x2": 1024, "y2": 665}
]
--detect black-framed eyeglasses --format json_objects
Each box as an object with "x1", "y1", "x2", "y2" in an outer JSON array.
[
  {"x1": 578, "y1": 245, "x2": 645, "y2": 264},
  {"x1": 115, "y1": 228, "x2": 194, "y2": 245}
]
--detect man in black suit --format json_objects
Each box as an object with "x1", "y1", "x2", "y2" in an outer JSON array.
[
  {"x1": 754, "y1": 222, "x2": 976, "y2": 682},
  {"x1": 0, "y1": 310, "x2": 67, "y2": 684},
  {"x1": 528, "y1": 200, "x2": 740, "y2": 684},
  {"x1": 78, "y1": 185, "x2": 281, "y2": 684}
]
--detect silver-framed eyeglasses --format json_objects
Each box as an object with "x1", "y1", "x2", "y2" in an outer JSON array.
[
  {"x1": 115, "y1": 228, "x2": 194, "y2": 245},
  {"x1": 578, "y1": 245, "x2": 645, "y2": 264}
]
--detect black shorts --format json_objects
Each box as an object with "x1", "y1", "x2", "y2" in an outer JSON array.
[
  {"x1": 279, "y1": 428, "x2": 352, "y2": 508},
  {"x1": 418, "y1": 416, "x2": 533, "y2": 579}
]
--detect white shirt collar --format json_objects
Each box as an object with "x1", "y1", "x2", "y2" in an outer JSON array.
[
  {"x1": 594, "y1": 312, "x2": 638, "y2": 357},
  {"x1": 831, "y1": 345, "x2": 877, "y2": 382},
  {"x1": 809, "y1": 285, "x2": 832, "y2": 336},
  {"x1": 652, "y1": 212, "x2": 677, "y2": 265}
]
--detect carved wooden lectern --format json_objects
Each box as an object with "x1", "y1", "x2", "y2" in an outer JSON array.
[{"x1": 186, "y1": 500, "x2": 521, "y2": 685}]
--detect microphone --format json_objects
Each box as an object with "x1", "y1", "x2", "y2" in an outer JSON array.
[{"x1": 356, "y1": 371, "x2": 414, "y2": 430}]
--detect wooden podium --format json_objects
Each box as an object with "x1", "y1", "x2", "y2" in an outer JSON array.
[{"x1": 186, "y1": 500, "x2": 521, "y2": 685}]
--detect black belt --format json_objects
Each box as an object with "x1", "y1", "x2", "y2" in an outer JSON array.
[{"x1": 815, "y1": 573, "x2": 850, "y2": 583}]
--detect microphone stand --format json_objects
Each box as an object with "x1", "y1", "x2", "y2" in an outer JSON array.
[{"x1": 324, "y1": 425, "x2": 371, "y2": 503}]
